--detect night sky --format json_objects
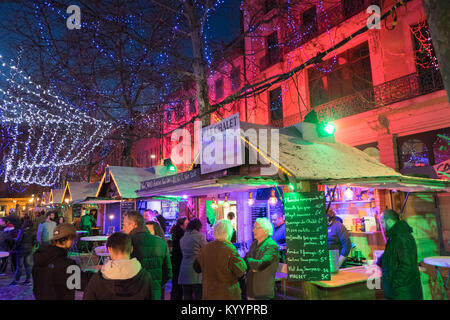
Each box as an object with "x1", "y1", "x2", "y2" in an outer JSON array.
[{"x1": 0, "y1": 0, "x2": 243, "y2": 61}]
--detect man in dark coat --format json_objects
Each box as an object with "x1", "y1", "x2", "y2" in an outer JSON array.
[
  {"x1": 10, "y1": 219, "x2": 35, "y2": 285},
  {"x1": 32, "y1": 223, "x2": 92, "y2": 300},
  {"x1": 378, "y1": 209, "x2": 423, "y2": 300},
  {"x1": 245, "y1": 218, "x2": 279, "y2": 300},
  {"x1": 170, "y1": 217, "x2": 188, "y2": 300},
  {"x1": 327, "y1": 211, "x2": 351, "y2": 268},
  {"x1": 122, "y1": 210, "x2": 172, "y2": 300},
  {"x1": 83, "y1": 232, "x2": 152, "y2": 300}
]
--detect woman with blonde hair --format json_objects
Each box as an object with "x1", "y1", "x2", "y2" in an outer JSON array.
[{"x1": 194, "y1": 219, "x2": 247, "y2": 300}]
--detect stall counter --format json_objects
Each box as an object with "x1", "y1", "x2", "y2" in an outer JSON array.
[{"x1": 301, "y1": 266, "x2": 383, "y2": 300}]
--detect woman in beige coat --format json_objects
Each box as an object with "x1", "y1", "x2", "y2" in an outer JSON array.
[{"x1": 194, "y1": 219, "x2": 247, "y2": 300}]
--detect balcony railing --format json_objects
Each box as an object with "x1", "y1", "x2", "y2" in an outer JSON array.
[
  {"x1": 315, "y1": 68, "x2": 444, "y2": 122},
  {"x1": 283, "y1": 0, "x2": 380, "y2": 53}
]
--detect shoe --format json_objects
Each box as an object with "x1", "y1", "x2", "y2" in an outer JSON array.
[
  {"x1": 8, "y1": 281, "x2": 18, "y2": 286},
  {"x1": 21, "y1": 279, "x2": 31, "y2": 285}
]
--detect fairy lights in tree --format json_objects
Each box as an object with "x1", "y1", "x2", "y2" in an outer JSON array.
[{"x1": 0, "y1": 55, "x2": 112, "y2": 186}]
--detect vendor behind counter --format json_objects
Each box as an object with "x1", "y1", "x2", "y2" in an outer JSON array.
[{"x1": 327, "y1": 210, "x2": 351, "y2": 268}]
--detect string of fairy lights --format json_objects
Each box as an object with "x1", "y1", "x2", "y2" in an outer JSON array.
[{"x1": 0, "y1": 54, "x2": 112, "y2": 187}]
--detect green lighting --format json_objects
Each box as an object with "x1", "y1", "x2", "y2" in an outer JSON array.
[
  {"x1": 288, "y1": 182, "x2": 296, "y2": 191},
  {"x1": 317, "y1": 122, "x2": 336, "y2": 137},
  {"x1": 324, "y1": 123, "x2": 336, "y2": 135},
  {"x1": 169, "y1": 165, "x2": 176, "y2": 172}
]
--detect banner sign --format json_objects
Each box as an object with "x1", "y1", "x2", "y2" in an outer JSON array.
[
  {"x1": 140, "y1": 168, "x2": 201, "y2": 192},
  {"x1": 201, "y1": 113, "x2": 244, "y2": 174}
]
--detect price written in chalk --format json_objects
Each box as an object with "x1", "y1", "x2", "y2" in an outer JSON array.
[{"x1": 284, "y1": 192, "x2": 331, "y2": 281}]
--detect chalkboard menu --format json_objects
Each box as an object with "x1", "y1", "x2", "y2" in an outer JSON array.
[
  {"x1": 120, "y1": 201, "x2": 135, "y2": 229},
  {"x1": 284, "y1": 192, "x2": 330, "y2": 281}
]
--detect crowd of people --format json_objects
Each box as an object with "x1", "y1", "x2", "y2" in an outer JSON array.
[
  {"x1": 0, "y1": 207, "x2": 423, "y2": 300},
  {"x1": 0, "y1": 210, "x2": 66, "y2": 286}
]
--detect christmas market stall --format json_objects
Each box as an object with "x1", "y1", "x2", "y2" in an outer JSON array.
[
  {"x1": 61, "y1": 181, "x2": 100, "y2": 225},
  {"x1": 89, "y1": 165, "x2": 175, "y2": 235},
  {"x1": 137, "y1": 114, "x2": 450, "y2": 299}
]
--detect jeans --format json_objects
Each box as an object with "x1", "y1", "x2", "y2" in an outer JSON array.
[
  {"x1": 14, "y1": 251, "x2": 31, "y2": 282},
  {"x1": 182, "y1": 284, "x2": 202, "y2": 300}
]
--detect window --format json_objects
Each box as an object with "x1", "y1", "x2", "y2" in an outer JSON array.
[
  {"x1": 215, "y1": 78, "x2": 224, "y2": 99},
  {"x1": 411, "y1": 21, "x2": 442, "y2": 93},
  {"x1": 179, "y1": 104, "x2": 185, "y2": 119},
  {"x1": 433, "y1": 134, "x2": 450, "y2": 165},
  {"x1": 231, "y1": 67, "x2": 241, "y2": 91},
  {"x1": 302, "y1": 6, "x2": 317, "y2": 34},
  {"x1": 267, "y1": 32, "x2": 280, "y2": 66},
  {"x1": 174, "y1": 106, "x2": 180, "y2": 121},
  {"x1": 269, "y1": 87, "x2": 283, "y2": 122},
  {"x1": 308, "y1": 42, "x2": 372, "y2": 108},
  {"x1": 398, "y1": 128, "x2": 450, "y2": 170},
  {"x1": 401, "y1": 139, "x2": 430, "y2": 169},
  {"x1": 189, "y1": 98, "x2": 196, "y2": 114}
]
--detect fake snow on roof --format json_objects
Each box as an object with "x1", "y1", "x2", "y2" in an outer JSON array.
[
  {"x1": 108, "y1": 166, "x2": 166, "y2": 199},
  {"x1": 277, "y1": 134, "x2": 400, "y2": 180},
  {"x1": 67, "y1": 181, "x2": 100, "y2": 202}
]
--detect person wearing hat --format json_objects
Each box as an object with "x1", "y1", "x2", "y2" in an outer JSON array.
[{"x1": 32, "y1": 223, "x2": 91, "y2": 300}]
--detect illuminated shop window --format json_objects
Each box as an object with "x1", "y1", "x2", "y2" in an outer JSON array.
[
  {"x1": 433, "y1": 134, "x2": 450, "y2": 164},
  {"x1": 401, "y1": 139, "x2": 429, "y2": 168}
]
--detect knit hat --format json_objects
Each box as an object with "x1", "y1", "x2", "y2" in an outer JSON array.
[{"x1": 53, "y1": 223, "x2": 76, "y2": 240}]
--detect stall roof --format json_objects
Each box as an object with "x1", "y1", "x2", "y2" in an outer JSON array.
[
  {"x1": 319, "y1": 176, "x2": 450, "y2": 192},
  {"x1": 97, "y1": 166, "x2": 175, "y2": 199},
  {"x1": 256, "y1": 124, "x2": 401, "y2": 181},
  {"x1": 63, "y1": 181, "x2": 100, "y2": 203}
]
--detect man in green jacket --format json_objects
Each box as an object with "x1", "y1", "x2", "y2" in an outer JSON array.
[
  {"x1": 122, "y1": 210, "x2": 172, "y2": 300},
  {"x1": 245, "y1": 217, "x2": 279, "y2": 300},
  {"x1": 378, "y1": 209, "x2": 423, "y2": 300}
]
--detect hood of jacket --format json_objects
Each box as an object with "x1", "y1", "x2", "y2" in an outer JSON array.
[
  {"x1": 386, "y1": 220, "x2": 413, "y2": 239},
  {"x1": 101, "y1": 258, "x2": 142, "y2": 280},
  {"x1": 33, "y1": 245, "x2": 68, "y2": 267}
]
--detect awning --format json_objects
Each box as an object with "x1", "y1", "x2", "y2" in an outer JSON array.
[
  {"x1": 137, "y1": 176, "x2": 280, "y2": 198},
  {"x1": 319, "y1": 175, "x2": 450, "y2": 192}
]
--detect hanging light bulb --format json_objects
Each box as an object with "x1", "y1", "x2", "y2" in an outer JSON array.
[
  {"x1": 223, "y1": 195, "x2": 230, "y2": 209},
  {"x1": 344, "y1": 187, "x2": 354, "y2": 201},
  {"x1": 247, "y1": 192, "x2": 254, "y2": 206},
  {"x1": 269, "y1": 189, "x2": 278, "y2": 205}
]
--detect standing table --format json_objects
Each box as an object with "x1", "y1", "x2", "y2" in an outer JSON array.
[
  {"x1": 69, "y1": 230, "x2": 88, "y2": 264},
  {"x1": 423, "y1": 256, "x2": 450, "y2": 297},
  {"x1": 80, "y1": 236, "x2": 109, "y2": 266}
]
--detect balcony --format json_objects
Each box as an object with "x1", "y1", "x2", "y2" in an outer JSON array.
[
  {"x1": 283, "y1": 0, "x2": 380, "y2": 53},
  {"x1": 315, "y1": 68, "x2": 444, "y2": 122}
]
